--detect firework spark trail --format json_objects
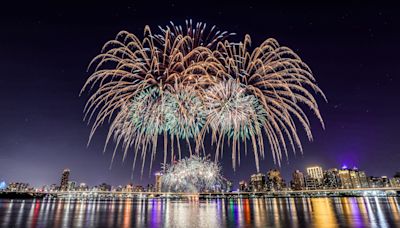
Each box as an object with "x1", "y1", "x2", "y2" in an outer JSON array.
[{"x1": 81, "y1": 20, "x2": 326, "y2": 175}]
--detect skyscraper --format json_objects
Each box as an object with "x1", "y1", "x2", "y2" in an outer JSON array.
[
  {"x1": 323, "y1": 168, "x2": 340, "y2": 189},
  {"x1": 266, "y1": 169, "x2": 284, "y2": 191},
  {"x1": 60, "y1": 169, "x2": 70, "y2": 191},
  {"x1": 305, "y1": 176, "x2": 318, "y2": 190},
  {"x1": 67, "y1": 181, "x2": 76, "y2": 191},
  {"x1": 155, "y1": 172, "x2": 163, "y2": 192},
  {"x1": 338, "y1": 168, "x2": 352, "y2": 189},
  {"x1": 306, "y1": 166, "x2": 324, "y2": 181},
  {"x1": 292, "y1": 170, "x2": 305, "y2": 190},
  {"x1": 358, "y1": 171, "x2": 369, "y2": 188},
  {"x1": 239, "y1": 180, "x2": 249, "y2": 192},
  {"x1": 250, "y1": 173, "x2": 266, "y2": 192},
  {"x1": 349, "y1": 169, "x2": 361, "y2": 188}
]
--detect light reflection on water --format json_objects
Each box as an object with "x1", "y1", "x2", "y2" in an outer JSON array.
[{"x1": 0, "y1": 197, "x2": 399, "y2": 227}]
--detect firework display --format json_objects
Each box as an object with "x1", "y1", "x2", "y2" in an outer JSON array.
[
  {"x1": 81, "y1": 20, "x2": 326, "y2": 173},
  {"x1": 161, "y1": 156, "x2": 229, "y2": 193}
]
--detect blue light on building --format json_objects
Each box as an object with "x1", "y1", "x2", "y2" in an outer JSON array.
[{"x1": 0, "y1": 181, "x2": 6, "y2": 190}]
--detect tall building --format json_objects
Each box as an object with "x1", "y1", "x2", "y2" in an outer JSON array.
[
  {"x1": 7, "y1": 182, "x2": 29, "y2": 192},
  {"x1": 338, "y1": 168, "x2": 352, "y2": 189},
  {"x1": 250, "y1": 173, "x2": 266, "y2": 192},
  {"x1": 292, "y1": 170, "x2": 305, "y2": 190},
  {"x1": 134, "y1": 185, "x2": 145, "y2": 192},
  {"x1": 60, "y1": 169, "x2": 70, "y2": 191},
  {"x1": 306, "y1": 166, "x2": 324, "y2": 181},
  {"x1": 147, "y1": 184, "x2": 154, "y2": 192},
  {"x1": 323, "y1": 168, "x2": 340, "y2": 189},
  {"x1": 338, "y1": 166, "x2": 368, "y2": 189},
  {"x1": 67, "y1": 181, "x2": 76, "y2": 191},
  {"x1": 305, "y1": 176, "x2": 318, "y2": 190},
  {"x1": 349, "y1": 169, "x2": 361, "y2": 188},
  {"x1": 239, "y1": 181, "x2": 249, "y2": 192},
  {"x1": 381, "y1": 176, "x2": 390, "y2": 187},
  {"x1": 391, "y1": 172, "x2": 400, "y2": 187},
  {"x1": 358, "y1": 171, "x2": 369, "y2": 188},
  {"x1": 390, "y1": 178, "x2": 400, "y2": 187},
  {"x1": 124, "y1": 183, "x2": 134, "y2": 192},
  {"x1": 78, "y1": 183, "x2": 88, "y2": 191},
  {"x1": 99, "y1": 183, "x2": 111, "y2": 191},
  {"x1": 155, "y1": 172, "x2": 163, "y2": 192},
  {"x1": 267, "y1": 169, "x2": 284, "y2": 191}
]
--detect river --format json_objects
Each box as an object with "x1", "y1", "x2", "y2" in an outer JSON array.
[{"x1": 0, "y1": 197, "x2": 399, "y2": 227}]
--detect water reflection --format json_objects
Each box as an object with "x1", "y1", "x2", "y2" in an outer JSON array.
[{"x1": 0, "y1": 197, "x2": 399, "y2": 227}]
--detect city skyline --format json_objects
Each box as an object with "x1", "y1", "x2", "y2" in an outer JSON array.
[
  {"x1": 1, "y1": 2, "x2": 400, "y2": 187},
  {"x1": 2, "y1": 163, "x2": 399, "y2": 191}
]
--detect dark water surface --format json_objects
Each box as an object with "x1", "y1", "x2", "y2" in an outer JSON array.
[{"x1": 0, "y1": 197, "x2": 399, "y2": 227}]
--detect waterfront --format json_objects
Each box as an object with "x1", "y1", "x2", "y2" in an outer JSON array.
[{"x1": 0, "y1": 197, "x2": 399, "y2": 227}]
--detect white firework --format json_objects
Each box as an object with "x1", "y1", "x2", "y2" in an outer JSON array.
[{"x1": 161, "y1": 156, "x2": 229, "y2": 193}]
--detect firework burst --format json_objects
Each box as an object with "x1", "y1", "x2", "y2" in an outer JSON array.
[
  {"x1": 81, "y1": 21, "x2": 230, "y2": 173},
  {"x1": 200, "y1": 79, "x2": 267, "y2": 170},
  {"x1": 81, "y1": 20, "x2": 326, "y2": 174},
  {"x1": 199, "y1": 35, "x2": 326, "y2": 171},
  {"x1": 161, "y1": 156, "x2": 229, "y2": 193}
]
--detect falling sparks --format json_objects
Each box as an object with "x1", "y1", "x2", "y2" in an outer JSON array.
[{"x1": 81, "y1": 20, "x2": 326, "y2": 174}]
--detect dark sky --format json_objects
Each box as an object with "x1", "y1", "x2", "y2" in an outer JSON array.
[{"x1": 1, "y1": 1, "x2": 399, "y2": 188}]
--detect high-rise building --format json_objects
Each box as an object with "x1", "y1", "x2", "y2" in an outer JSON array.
[
  {"x1": 239, "y1": 181, "x2": 249, "y2": 192},
  {"x1": 147, "y1": 184, "x2": 154, "y2": 192},
  {"x1": 224, "y1": 179, "x2": 233, "y2": 192},
  {"x1": 305, "y1": 176, "x2": 318, "y2": 190},
  {"x1": 267, "y1": 169, "x2": 284, "y2": 191},
  {"x1": 250, "y1": 173, "x2": 266, "y2": 192},
  {"x1": 338, "y1": 166, "x2": 368, "y2": 189},
  {"x1": 292, "y1": 170, "x2": 305, "y2": 190},
  {"x1": 7, "y1": 182, "x2": 29, "y2": 192},
  {"x1": 78, "y1": 183, "x2": 88, "y2": 191},
  {"x1": 369, "y1": 176, "x2": 383, "y2": 188},
  {"x1": 358, "y1": 171, "x2": 369, "y2": 188},
  {"x1": 134, "y1": 185, "x2": 144, "y2": 192},
  {"x1": 125, "y1": 183, "x2": 134, "y2": 192},
  {"x1": 49, "y1": 184, "x2": 58, "y2": 191},
  {"x1": 99, "y1": 183, "x2": 111, "y2": 191},
  {"x1": 390, "y1": 178, "x2": 400, "y2": 187},
  {"x1": 306, "y1": 166, "x2": 324, "y2": 181},
  {"x1": 391, "y1": 172, "x2": 400, "y2": 187},
  {"x1": 155, "y1": 172, "x2": 163, "y2": 192},
  {"x1": 381, "y1": 176, "x2": 390, "y2": 187},
  {"x1": 67, "y1": 181, "x2": 76, "y2": 191},
  {"x1": 323, "y1": 168, "x2": 340, "y2": 189},
  {"x1": 349, "y1": 169, "x2": 361, "y2": 188},
  {"x1": 338, "y1": 168, "x2": 352, "y2": 189},
  {"x1": 60, "y1": 169, "x2": 70, "y2": 191}
]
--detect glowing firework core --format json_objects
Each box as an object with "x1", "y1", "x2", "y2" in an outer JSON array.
[{"x1": 161, "y1": 156, "x2": 229, "y2": 193}]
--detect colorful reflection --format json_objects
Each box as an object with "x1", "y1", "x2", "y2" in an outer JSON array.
[{"x1": 0, "y1": 197, "x2": 399, "y2": 227}]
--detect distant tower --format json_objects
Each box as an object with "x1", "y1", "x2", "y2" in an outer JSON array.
[
  {"x1": 155, "y1": 172, "x2": 163, "y2": 192},
  {"x1": 60, "y1": 169, "x2": 70, "y2": 191}
]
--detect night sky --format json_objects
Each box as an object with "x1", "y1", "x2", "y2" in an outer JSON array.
[{"x1": 1, "y1": 1, "x2": 399, "y2": 188}]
